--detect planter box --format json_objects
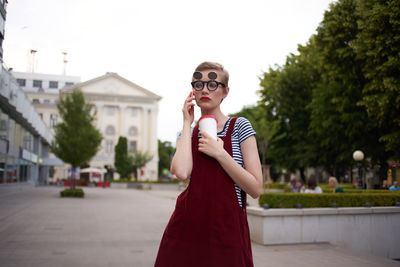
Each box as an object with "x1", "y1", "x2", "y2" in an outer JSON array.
[
  {"x1": 247, "y1": 206, "x2": 400, "y2": 259},
  {"x1": 95, "y1": 181, "x2": 110, "y2": 187},
  {"x1": 110, "y1": 182, "x2": 152, "y2": 190},
  {"x1": 110, "y1": 182, "x2": 128, "y2": 189}
]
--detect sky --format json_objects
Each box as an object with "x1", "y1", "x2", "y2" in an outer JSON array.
[{"x1": 3, "y1": 0, "x2": 336, "y2": 144}]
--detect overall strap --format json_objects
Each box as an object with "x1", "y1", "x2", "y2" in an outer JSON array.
[
  {"x1": 227, "y1": 117, "x2": 248, "y2": 209},
  {"x1": 226, "y1": 117, "x2": 238, "y2": 137}
]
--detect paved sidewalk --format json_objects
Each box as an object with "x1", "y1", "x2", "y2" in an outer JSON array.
[{"x1": 0, "y1": 185, "x2": 399, "y2": 267}]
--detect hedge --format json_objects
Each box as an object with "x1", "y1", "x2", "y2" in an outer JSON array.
[
  {"x1": 265, "y1": 183, "x2": 288, "y2": 190},
  {"x1": 321, "y1": 188, "x2": 400, "y2": 194},
  {"x1": 60, "y1": 188, "x2": 85, "y2": 198},
  {"x1": 258, "y1": 193, "x2": 400, "y2": 208}
]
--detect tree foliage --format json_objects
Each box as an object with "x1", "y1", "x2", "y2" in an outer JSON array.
[
  {"x1": 114, "y1": 136, "x2": 132, "y2": 179},
  {"x1": 158, "y1": 140, "x2": 175, "y2": 177},
  {"x1": 256, "y1": 0, "x2": 397, "y2": 181},
  {"x1": 131, "y1": 150, "x2": 153, "y2": 180},
  {"x1": 51, "y1": 89, "x2": 102, "y2": 188},
  {"x1": 355, "y1": 0, "x2": 400, "y2": 156}
]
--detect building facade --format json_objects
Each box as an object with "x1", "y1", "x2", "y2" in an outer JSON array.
[
  {"x1": 63, "y1": 72, "x2": 161, "y2": 180},
  {"x1": 12, "y1": 71, "x2": 80, "y2": 182},
  {"x1": 0, "y1": 0, "x2": 54, "y2": 185},
  {"x1": 13, "y1": 71, "x2": 161, "y2": 181},
  {"x1": 0, "y1": 0, "x2": 7, "y2": 59},
  {"x1": 0, "y1": 65, "x2": 53, "y2": 185}
]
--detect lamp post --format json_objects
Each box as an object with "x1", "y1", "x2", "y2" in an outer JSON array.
[{"x1": 353, "y1": 150, "x2": 364, "y2": 189}]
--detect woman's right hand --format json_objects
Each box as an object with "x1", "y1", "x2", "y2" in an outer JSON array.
[{"x1": 182, "y1": 91, "x2": 195, "y2": 124}]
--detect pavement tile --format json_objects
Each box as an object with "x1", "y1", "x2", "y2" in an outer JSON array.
[{"x1": 0, "y1": 185, "x2": 399, "y2": 267}]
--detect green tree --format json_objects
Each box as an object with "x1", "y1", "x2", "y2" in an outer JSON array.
[
  {"x1": 51, "y1": 89, "x2": 103, "y2": 189},
  {"x1": 131, "y1": 151, "x2": 153, "y2": 180},
  {"x1": 355, "y1": 0, "x2": 400, "y2": 158},
  {"x1": 114, "y1": 136, "x2": 132, "y2": 179},
  {"x1": 230, "y1": 105, "x2": 280, "y2": 183},
  {"x1": 258, "y1": 40, "x2": 320, "y2": 180},
  {"x1": 158, "y1": 140, "x2": 175, "y2": 178},
  {"x1": 310, "y1": 0, "x2": 391, "y2": 177}
]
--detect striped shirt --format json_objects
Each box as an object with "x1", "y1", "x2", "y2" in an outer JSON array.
[{"x1": 178, "y1": 117, "x2": 256, "y2": 207}]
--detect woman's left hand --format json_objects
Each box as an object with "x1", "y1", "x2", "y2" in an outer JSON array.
[{"x1": 198, "y1": 131, "x2": 225, "y2": 159}]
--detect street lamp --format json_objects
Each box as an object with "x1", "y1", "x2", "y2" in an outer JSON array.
[{"x1": 353, "y1": 150, "x2": 364, "y2": 189}]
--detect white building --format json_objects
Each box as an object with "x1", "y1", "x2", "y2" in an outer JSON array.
[
  {"x1": 0, "y1": 66, "x2": 54, "y2": 185},
  {"x1": 13, "y1": 71, "x2": 161, "y2": 181},
  {"x1": 12, "y1": 71, "x2": 80, "y2": 182}
]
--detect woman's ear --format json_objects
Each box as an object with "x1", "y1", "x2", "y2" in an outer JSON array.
[{"x1": 224, "y1": 86, "x2": 230, "y2": 98}]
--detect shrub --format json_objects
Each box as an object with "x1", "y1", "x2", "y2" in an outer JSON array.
[
  {"x1": 60, "y1": 188, "x2": 85, "y2": 198},
  {"x1": 258, "y1": 192, "x2": 400, "y2": 208},
  {"x1": 266, "y1": 183, "x2": 288, "y2": 190}
]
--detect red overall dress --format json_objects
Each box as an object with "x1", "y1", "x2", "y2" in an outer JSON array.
[{"x1": 155, "y1": 117, "x2": 253, "y2": 267}]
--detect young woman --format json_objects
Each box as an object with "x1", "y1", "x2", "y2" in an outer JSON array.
[{"x1": 155, "y1": 62, "x2": 263, "y2": 267}]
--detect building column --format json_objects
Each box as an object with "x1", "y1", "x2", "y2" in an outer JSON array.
[
  {"x1": 118, "y1": 104, "x2": 127, "y2": 139},
  {"x1": 31, "y1": 136, "x2": 40, "y2": 185},
  {"x1": 149, "y1": 106, "x2": 159, "y2": 180},
  {"x1": 141, "y1": 107, "x2": 149, "y2": 152}
]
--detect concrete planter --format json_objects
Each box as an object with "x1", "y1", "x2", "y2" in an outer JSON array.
[
  {"x1": 247, "y1": 206, "x2": 400, "y2": 259},
  {"x1": 110, "y1": 182, "x2": 152, "y2": 190},
  {"x1": 110, "y1": 182, "x2": 128, "y2": 189}
]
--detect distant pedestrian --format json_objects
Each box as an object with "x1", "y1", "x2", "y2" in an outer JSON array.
[
  {"x1": 304, "y1": 175, "x2": 323, "y2": 193},
  {"x1": 296, "y1": 179, "x2": 306, "y2": 193},
  {"x1": 290, "y1": 178, "x2": 299, "y2": 192},
  {"x1": 389, "y1": 181, "x2": 400, "y2": 191},
  {"x1": 380, "y1": 179, "x2": 389, "y2": 190},
  {"x1": 328, "y1": 176, "x2": 344, "y2": 193}
]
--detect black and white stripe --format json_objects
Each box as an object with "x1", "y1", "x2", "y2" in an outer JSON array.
[{"x1": 217, "y1": 117, "x2": 256, "y2": 207}]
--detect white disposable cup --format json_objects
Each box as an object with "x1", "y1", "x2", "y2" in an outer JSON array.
[{"x1": 198, "y1": 115, "x2": 218, "y2": 140}]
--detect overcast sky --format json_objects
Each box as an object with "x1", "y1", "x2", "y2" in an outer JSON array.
[{"x1": 4, "y1": 0, "x2": 335, "y2": 144}]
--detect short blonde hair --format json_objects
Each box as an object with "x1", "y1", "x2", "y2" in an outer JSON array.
[
  {"x1": 194, "y1": 61, "x2": 229, "y2": 86},
  {"x1": 329, "y1": 176, "x2": 339, "y2": 187}
]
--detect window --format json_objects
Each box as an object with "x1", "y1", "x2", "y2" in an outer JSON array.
[
  {"x1": 32, "y1": 99, "x2": 40, "y2": 104},
  {"x1": 128, "y1": 141, "x2": 137, "y2": 153},
  {"x1": 39, "y1": 113, "x2": 43, "y2": 119},
  {"x1": 33, "y1": 80, "x2": 42, "y2": 88},
  {"x1": 128, "y1": 126, "x2": 138, "y2": 136},
  {"x1": 0, "y1": 119, "x2": 7, "y2": 130},
  {"x1": 65, "y1": 82, "x2": 74, "y2": 87},
  {"x1": 16, "y1": 79, "x2": 26, "y2": 87},
  {"x1": 23, "y1": 135, "x2": 32, "y2": 151},
  {"x1": 50, "y1": 114, "x2": 58, "y2": 127},
  {"x1": 129, "y1": 107, "x2": 138, "y2": 117},
  {"x1": 105, "y1": 125, "x2": 115, "y2": 136},
  {"x1": 44, "y1": 99, "x2": 51, "y2": 104},
  {"x1": 105, "y1": 140, "x2": 114, "y2": 154},
  {"x1": 105, "y1": 106, "x2": 116, "y2": 116},
  {"x1": 49, "y1": 81, "x2": 58, "y2": 89}
]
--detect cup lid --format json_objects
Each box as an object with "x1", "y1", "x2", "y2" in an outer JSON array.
[{"x1": 198, "y1": 115, "x2": 218, "y2": 123}]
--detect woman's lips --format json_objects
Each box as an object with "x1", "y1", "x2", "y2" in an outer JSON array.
[{"x1": 200, "y1": 96, "x2": 211, "y2": 101}]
